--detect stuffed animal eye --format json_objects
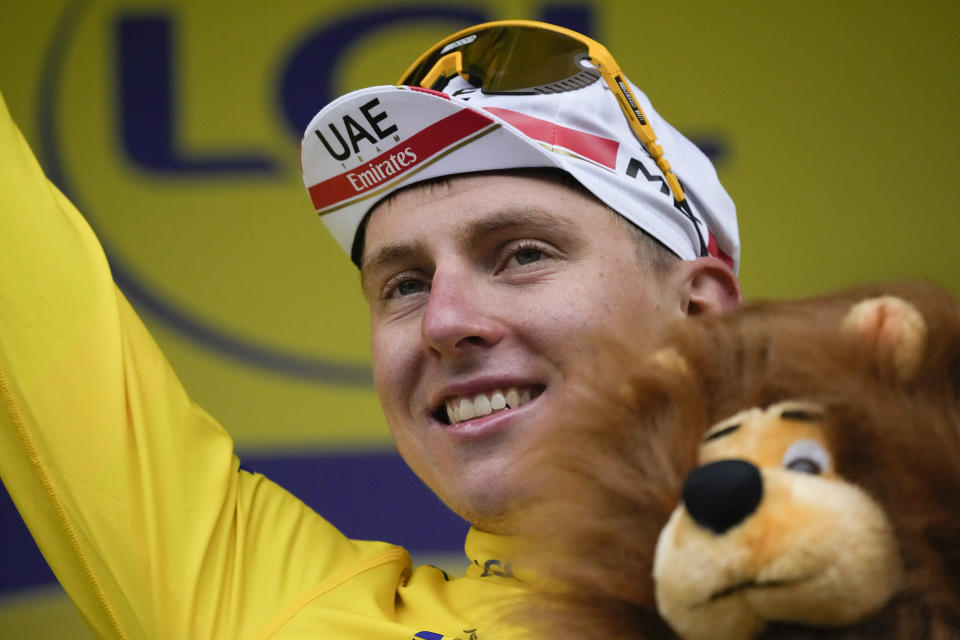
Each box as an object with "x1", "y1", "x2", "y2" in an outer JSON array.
[
  {"x1": 786, "y1": 458, "x2": 822, "y2": 474},
  {"x1": 782, "y1": 439, "x2": 831, "y2": 475}
]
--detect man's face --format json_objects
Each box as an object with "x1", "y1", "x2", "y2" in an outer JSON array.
[{"x1": 361, "y1": 173, "x2": 690, "y2": 531}]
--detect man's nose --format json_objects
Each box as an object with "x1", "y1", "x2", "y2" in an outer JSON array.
[{"x1": 420, "y1": 268, "x2": 504, "y2": 357}]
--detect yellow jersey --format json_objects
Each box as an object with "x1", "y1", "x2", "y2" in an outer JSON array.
[{"x1": 0, "y1": 92, "x2": 528, "y2": 640}]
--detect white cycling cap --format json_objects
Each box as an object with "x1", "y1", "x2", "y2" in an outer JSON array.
[{"x1": 301, "y1": 74, "x2": 739, "y2": 272}]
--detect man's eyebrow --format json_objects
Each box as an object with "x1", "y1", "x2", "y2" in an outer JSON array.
[
  {"x1": 360, "y1": 242, "x2": 424, "y2": 289},
  {"x1": 461, "y1": 207, "x2": 581, "y2": 248}
]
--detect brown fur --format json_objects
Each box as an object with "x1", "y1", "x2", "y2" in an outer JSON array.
[{"x1": 511, "y1": 280, "x2": 960, "y2": 639}]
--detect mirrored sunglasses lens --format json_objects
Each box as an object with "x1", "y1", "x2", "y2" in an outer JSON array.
[
  {"x1": 476, "y1": 27, "x2": 593, "y2": 93},
  {"x1": 407, "y1": 27, "x2": 595, "y2": 94}
]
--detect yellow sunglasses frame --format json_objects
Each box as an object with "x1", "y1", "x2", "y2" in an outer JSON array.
[{"x1": 399, "y1": 20, "x2": 691, "y2": 210}]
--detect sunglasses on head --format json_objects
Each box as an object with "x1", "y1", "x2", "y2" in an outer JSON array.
[{"x1": 399, "y1": 20, "x2": 707, "y2": 256}]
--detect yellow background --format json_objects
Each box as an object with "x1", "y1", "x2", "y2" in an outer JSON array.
[{"x1": 1, "y1": 0, "x2": 958, "y2": 637}]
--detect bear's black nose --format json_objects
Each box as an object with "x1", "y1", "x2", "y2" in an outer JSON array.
[{"x1": 682, "y1": 459, "x2": 763, "y2": 534}]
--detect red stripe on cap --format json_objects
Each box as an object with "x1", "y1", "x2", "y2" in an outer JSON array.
[
  {"x1": 308, "y1": 108, "x2": 494, "y2": 211},
  {"x1": 707, "y1": 231, "x2": 735, "y2": 270},
  {"x1": 404, "y1": 86, "x2": 451, "y2": 99},
  {"x1": 483, "y1": 107, "x2": 619, "y2": 169}
]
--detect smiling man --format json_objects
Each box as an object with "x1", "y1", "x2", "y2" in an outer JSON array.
[
  {"x1": 1, "y1": 20, "x2": 739, "y2": 640},
  {"x1": 301, "y1": 21, "x2": 742, "y2": 537},
  {"x1": 361, "y1": 172, "x2": 738, "y2": 533}
]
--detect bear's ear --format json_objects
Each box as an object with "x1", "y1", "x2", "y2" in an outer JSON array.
[{"x1": 841, "y1": 295, "x2": 927, "y2": 381}]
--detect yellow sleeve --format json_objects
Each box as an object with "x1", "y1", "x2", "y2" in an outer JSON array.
[{"x1": 0, "y1": 92, "x2": 395, "y2": 639}]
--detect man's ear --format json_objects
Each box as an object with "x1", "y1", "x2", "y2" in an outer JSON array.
[{"x1": 677, "y1": 257, "x2": 742, "y2": 316}]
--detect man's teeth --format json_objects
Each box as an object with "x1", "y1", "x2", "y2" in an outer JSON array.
[{"x1": 445, "y1": 387, "x2": 533, "y2": 424}]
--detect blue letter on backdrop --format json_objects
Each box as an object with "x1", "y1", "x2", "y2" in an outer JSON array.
[{"x1": 116, "y1": 14, "x2": 277, "y2": 174}]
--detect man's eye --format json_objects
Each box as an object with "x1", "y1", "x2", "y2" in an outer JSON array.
[
  {"x1": 514, "y1": 247, "x2": 543, "y2": 265},
  {"x1": 379, "y1": 272, "x2": 428, "y2": 301},
  {"x1": 395, "y1": 279, "x2": 426, "y2": 296},
  {"x1": 495, "y1": 241, "x2": 556, "y2": 275}
]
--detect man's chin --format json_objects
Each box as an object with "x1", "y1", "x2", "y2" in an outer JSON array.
[
  {"x1": 467, "y1": 511, "x2": 518, "y2": 535},
  {"x1": 443, "y1": 477, "x2": 530, "y2": 534}
]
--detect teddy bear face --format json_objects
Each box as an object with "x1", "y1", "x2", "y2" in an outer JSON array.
[
  {"x1": 652, "y1": 401, "x2": 902, "y2": 640},
  {"x1": 509, "y1": 282, "x2": 960, "y2": 640}
]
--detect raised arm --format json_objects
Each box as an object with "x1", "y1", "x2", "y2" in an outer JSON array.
[{"x1": 0, "y1": 93, "x2": 398, "y2": 639}]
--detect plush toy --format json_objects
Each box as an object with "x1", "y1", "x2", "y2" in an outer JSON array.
[{"x1": 511, "y1": 281, "x2": 960, "y2": 640}]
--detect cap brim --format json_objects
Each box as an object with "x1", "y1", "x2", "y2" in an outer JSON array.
[{"x1": 301, "y1": 85, "x2": 565, "y2": 258}]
